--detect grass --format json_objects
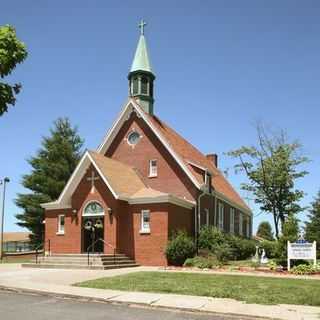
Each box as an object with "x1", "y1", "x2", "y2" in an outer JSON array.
[{"x1": 75, "y1": 271, "x2": 320, "y2": 306}]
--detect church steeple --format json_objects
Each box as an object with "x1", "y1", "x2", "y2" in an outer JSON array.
[{"x1": 128, "y1": 20, "x2": 155, "y2": 115}]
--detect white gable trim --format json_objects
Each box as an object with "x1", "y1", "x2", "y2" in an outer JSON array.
[
  {"x1": 41, "y1": 151, "x2": 119, "y2": 210},
  {"x1": 97, "y1": 98, "x2": 202, "y2": 190}
]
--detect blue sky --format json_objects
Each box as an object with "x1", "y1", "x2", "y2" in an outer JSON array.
[{"x1": 0, "y1": 1, "x2": 319, "y2": 234}]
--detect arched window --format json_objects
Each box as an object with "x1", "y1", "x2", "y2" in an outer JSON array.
[
  {"x1": 141, "y1": 77, "x2": 148, "y2": 95},
  {"x1": 83, "y1": 202, "x2": 104, "y2": 216},
  {"x1": 132, "y1": 77, "x2": 139, "y2": 95}
]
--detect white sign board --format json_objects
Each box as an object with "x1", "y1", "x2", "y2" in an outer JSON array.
[{"x1": 287, "y1": 241, "x2": 317, "y2": 270}]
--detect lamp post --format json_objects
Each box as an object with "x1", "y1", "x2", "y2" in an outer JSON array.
[{"x1": 0, "y1": 177, "x2": 10, "y2": 261}]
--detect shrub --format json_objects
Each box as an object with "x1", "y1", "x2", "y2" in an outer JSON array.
[
  {"x1": 183, "y1": 256, "x2": 218, "y2": 269},
  {"x1": 226, "y1": 235, "x2": 256, "y2": 260},
  {"x1": 290, "y1": 264, "x2": 316, "y2": 275},
  {"x1": 165, "y1": 231, "x2": 196, "y2": 266},
  {"x1": 260, "y1": 240, "x2": 278, "y2": 259},
  {"x1": 214, "y1": 243, "x2": 233, "y2": 263},
  {"x1": 198, "y1": 226, "x2": 225, "y2": 251},
  {"x1": 198, "y1": 227, "x2": 256, "y2": 261},
  {"x1": 268, "y1": 260, "x2": 278, "y2": 271}
]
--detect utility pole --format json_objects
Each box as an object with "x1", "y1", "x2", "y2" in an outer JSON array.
[{"x1": 0, "y1": 177, "x2": 10, "y2": 261}]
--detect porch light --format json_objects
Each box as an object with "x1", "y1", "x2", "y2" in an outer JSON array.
[
  {"x1": 107, "y1": 208, "x2": 112, "y2": 216},
  {"x1": 72, "y1": 209, "x2": 77, "y2": 216}
]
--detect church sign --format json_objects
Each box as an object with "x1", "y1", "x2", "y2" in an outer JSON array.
[{"x1": 287, "y1": 241, "x2": 317, "y2": 270}]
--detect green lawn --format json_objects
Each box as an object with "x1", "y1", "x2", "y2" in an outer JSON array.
[{"x1": 75, "y1": 271, "x2": 320, "y2": 306}]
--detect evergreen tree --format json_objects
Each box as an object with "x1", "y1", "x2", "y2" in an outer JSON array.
[
  {"x1": 256, "y1": 221, "x2": 274, "y2": 241},
  {"x1": 305, "y1": 191, "x2": 320, "y2": 257},
  {"x1": 15, "y1": 118, "x2": 84, "y2": 246}
]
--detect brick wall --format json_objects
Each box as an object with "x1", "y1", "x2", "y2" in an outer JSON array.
[
  {"x1": 105, "y1": 112, "x2": 198, "y2": 202},
  {"x1": 45, "y1": 165, "x2": 119, "y2": 254}
]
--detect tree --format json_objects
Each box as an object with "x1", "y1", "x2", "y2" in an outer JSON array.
[
  {"x1": 256, "y1": 221, "x2": 274, "y2": 241},
  {"x1": 0, "y1": 25, "x2": 27, "y2": 116},
  {"x1": 228, "y1": 124, "x2": 308, "y2": 239},
  {"x1": 15, "y1": 118, "x2": 84, "y2": 246},
  {"x1": 305, "y1": 191, "x2": 320, "y2": 256},
  {"x1": 276, "y1": 214, "x2": 299, "y2": 260}
]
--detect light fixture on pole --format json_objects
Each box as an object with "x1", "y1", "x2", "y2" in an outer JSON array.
[{"x1": 0, "y1": 177, "x2": 10, "y2": 261}]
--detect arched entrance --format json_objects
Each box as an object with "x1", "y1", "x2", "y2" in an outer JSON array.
[{"x1": 82, "y1": 201, "x2": 105, "y2": 253}]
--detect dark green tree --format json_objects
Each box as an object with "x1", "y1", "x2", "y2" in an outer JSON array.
[
  {"x1": 305, "y1": 191, "x2": 320, "y2": 257},
  {"x1": 15, "y1": 118, "x2": 84, "y2": 246},
  {"x1": 228, "y1": 124, "x2": 308, "y2": 239},
  {"x1": 256, "y1": 221, "x2": 274, "y2": 241},
  {"x1": 0, "y1": 25, "x2": 27, "y2": 115}
]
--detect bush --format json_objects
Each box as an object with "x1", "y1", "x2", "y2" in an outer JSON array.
[
  {"x1": 268, "y1": 260, "x2": 278, "y2": 271},
  {"x1": 260, "y1": 240, "x2": 278, "y2": 259},
  {"x1": 165, "y1": 231, "x2": 196, "y2": 266},
  {"x1": 214, "y1": 243, "x2": 233, "y2": 263},
  {"x1": 198, "y1": 227, "x2": 256, "y2": 261},
  {"x1": 226, "y1": 235, "x2": 256, "y2": 260},
  {"x1": 198, "y1": 226, "x2": 225, "y2": 251},
  {"x1": 183, "y1": 256, "x2": 218, "y2": 269},
  {"x1": 290, "y1": 264, "x2": 316, "y2": 275}
]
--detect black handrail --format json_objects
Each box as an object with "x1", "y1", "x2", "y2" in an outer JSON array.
[
  {"x1": 87, "y1": 238, "x2": 116, "y2": 266},
  {"x1": 35, "y1": 239, "x2": 51, "y2": 264}
]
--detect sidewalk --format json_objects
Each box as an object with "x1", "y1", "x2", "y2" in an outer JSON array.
[{"x1": 0, "y1": 264, "x2": 319, "y2": 320}]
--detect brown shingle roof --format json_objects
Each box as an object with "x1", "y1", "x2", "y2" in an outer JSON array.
[
  {"x1": 89, "y1": 151, "x2": 146, "y2": 197},
  {"x1": 130, "y1": 187, "x2": 167, "y2": 198},
  {"x1": 140, "y1": 108, "x2": 250, "y2": 212}
]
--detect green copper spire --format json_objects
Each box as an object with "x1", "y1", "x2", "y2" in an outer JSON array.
[
  {"x1": 130, "y1": 20, "x2": 154, "y2": 74},
  {"x1": 128, "y1": 20, "x2": 155, "y2": 115}
]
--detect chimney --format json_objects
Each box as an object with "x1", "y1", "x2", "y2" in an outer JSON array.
[{"x1": 206, "y1": 153, "x2": 218, "y2": 167}]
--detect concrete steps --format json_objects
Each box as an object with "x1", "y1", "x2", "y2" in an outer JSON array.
[{"x1": 22, "y1": 253, "x2": 139, "y2": 270}]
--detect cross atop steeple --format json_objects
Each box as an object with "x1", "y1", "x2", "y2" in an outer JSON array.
[
  {"x1": 138, "y1": 19, "x2": 147, "y2": 35},
  {"x1": 129, "y1": 19, "x2": 155, "y2": 115}
]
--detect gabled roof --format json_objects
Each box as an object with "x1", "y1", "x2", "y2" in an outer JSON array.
[
  {"x1": 89, "y1": 151, "x2": 146, "y2": 197},
  {"x1": 42, "y1": 150, "x2": 194, "y2": 210},
  {"x1": 144, "y1": 113, "x2": 251, "y2": 212},
  {"x1": 97, "y1": 99, "x2": 251, "y2": 214}
]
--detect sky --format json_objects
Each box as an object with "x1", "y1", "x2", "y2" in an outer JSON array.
[{"x1": 0, "y1": 1, "x2": 319, "y2": 234}]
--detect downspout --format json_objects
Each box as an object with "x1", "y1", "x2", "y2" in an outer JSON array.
[{"x1": 196, "y1": 189, "x2": 207, "y2": 254}]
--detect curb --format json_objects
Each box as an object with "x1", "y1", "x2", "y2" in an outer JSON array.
[{"x1": 0, "y1": 285, "x2": 273, "y2": 320}]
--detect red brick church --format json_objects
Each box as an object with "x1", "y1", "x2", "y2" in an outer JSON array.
[{"x1": 42, "y1": 22, "x2": 252, "y2": 266}]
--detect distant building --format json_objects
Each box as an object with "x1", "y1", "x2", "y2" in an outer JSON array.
[{"x1": 3, "y1": 232, "x2": 31, "y2": 252}]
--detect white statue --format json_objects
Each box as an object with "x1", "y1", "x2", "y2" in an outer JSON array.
[
  {"x1": 252, "y1": 245, "x2": 259, "y2": 262},
  {"x1": 260, "y1": 249, "x2": 269, "y2": 264}
]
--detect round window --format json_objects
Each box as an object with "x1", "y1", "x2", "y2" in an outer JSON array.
[{"x1": 127, "y1": 131, "x2": 140, "y2": 146}]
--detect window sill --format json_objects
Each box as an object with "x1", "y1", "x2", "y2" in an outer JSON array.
[
  {"x1": 56, "y1": 232, "x2": 65, "y2": 236},
  {"x1": 148, "y1": 175, "x2": 157, "y2": 178},
  {"x1": 139, "y1": 230, "x2": 150, "y2": 235}
]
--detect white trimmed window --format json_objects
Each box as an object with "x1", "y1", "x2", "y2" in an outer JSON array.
[
  {"x1": 149, "y1": 160, "x2": 158, "y2": 177},
  {"x1": 201, "y1": 208, "x2": 209, "y2": 227},
  {"x1": 218, "y1": 203, "x2": 224, "y2": 230},
  {"x1": 239, "y1": 212, "x2": 243, "y2": 236},
  {"x1": 57, "y1": 215, "x2": 65, "y2": 234},
  {"x1": 230, "y1": 208, "x2": 235, "y2": 234},
  {"x1": 140, "y1": 210, "x2": 150, "y2": 233}
]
